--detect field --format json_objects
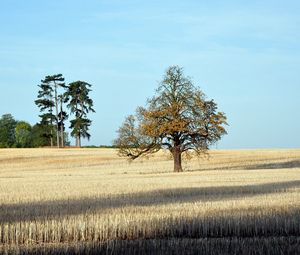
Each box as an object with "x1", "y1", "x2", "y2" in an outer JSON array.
[{"x1": 0, "y1": 148, "x2": 300, "y2": 254}]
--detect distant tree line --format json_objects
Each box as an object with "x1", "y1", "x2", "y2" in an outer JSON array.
[
  {"x1": 0, "y1": 113, "x2": 67, "y2": 148},
  {"x1": 0, "y1": 74, "x2": 95, "y2": 148}
]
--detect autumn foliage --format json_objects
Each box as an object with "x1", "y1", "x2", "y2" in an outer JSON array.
[{"x1": 115, "y1": 66, "x2": 228, "y2": 172}]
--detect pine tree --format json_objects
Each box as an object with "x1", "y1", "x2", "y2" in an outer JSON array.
[
  {"x1": 65, "y1": 81, "x2": 95, "y2": 147},
  {"x1": 58, "y1": 95, "x2": 68, "y2": 147},
  {"x1": 35, "y1": 82, "x2": 55, "y2": 147},
  {"x1": 35, "y1": 74, "x2": 67, "y2": 147}
]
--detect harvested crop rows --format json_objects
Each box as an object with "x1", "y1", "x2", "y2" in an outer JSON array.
[{"x1": 0, "y1": 149, "x2": 299, "y2": 254}]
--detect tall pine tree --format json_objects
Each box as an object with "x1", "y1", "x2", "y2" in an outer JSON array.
[
  {"x1": 58, "y1": 94, "x2": 68, "y2": 147},
  {"x1": 35, "y1": 82, "x2": 55, "y2": 147},
  {"x1": 65, "y1": 81, "x2": 95, "y2": 147}
]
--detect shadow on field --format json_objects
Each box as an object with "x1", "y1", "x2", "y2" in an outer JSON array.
[
  {"x1": 1, "y1": 180, "x2": 300, "y2": 223},
  {"x1": 197, "y1": 159, "x2": 300, "y2": 172},
  {"x1": 2, "y1": 237, "x2": 300, "y2": 255},
  {"x1": 244, "y1": 160, "x2": 300, "y2": 170}
]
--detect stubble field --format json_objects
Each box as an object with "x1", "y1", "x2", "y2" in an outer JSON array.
[{"x1": 0, "y1": 148, "x2": 299, "y2": 254}]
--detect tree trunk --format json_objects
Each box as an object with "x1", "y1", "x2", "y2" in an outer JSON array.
[
  {"x1": 54, "y1": 84, "x2": 60, "y2": 148},
  {"x1": 60, "y1": 97, "x2": 64, "y2": 148},
  {"x1": 50, "y1": 130, "x2": 53, "y2": 148},
  {"x1": 76, "y1": 134, "x2": 81, "y2": 148},
  {"x1": 61, "y1": 128, "x2": 64, "y2": 148},
  {"x1": 50, "y1": 108, "x2": 53, "y2": 148},
  {"x1": 173, "y1": 146, "x2": 183, "y2": 172}
]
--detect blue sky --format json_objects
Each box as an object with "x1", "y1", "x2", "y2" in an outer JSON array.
[{"x1": 0, "y1": 0, "x2": 299, "y2": 148}]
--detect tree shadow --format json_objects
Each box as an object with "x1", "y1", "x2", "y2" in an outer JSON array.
[
  {"x1": 244, "y1": 160, "x2": 300, "y2": 170},
  {"x1": 1, "y1": 180, "x2": 300, "y2": 223},
  {"x1": 195, "y1": 159, "x2": 300, "y2": 171}
]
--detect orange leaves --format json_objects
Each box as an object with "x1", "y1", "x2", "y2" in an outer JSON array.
[{"x1": 115, "y1": 66, "x2": 228, "y2": 170}]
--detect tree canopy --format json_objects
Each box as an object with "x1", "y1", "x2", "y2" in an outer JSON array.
[
  {"x1": 114, "y1": 66, "x2": 228, "y2": 172},
  {"x1": 15, "y1": 121, "x2": 32, "y2": 148},
  {"x1": 0, "y1": 114, "x2": 17, "y2": 148}
]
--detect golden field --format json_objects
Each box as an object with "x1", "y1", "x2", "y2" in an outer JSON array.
[{"x1": 0, "y1": 148, "x2": 300, "y2": 254}]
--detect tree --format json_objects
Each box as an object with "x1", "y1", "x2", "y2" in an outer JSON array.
[
  {"x1": 35, "y1": 82, "x2": 55, "y2": 147},
  {"x1": 114, "y1": 66, "x2": 228, "y2": 172},
  {"x1": 15, "y1": 121, "x2": 32, "y2": 148},
  {"x1": 35, "y1": 74, "x2": 67, "y2": 147},
  {"x1": 31, "y1": 123, "x2": 52, "y2": 147},
  {"x1": 58, "y1": 94, "x2": 68, "y2": 147},
  {"x1": 31, "y1": 123, "x2": 70, "y2": 148},
  {"x1": 65, "y1": 81, "x2": 95, "y2": 147},
  {"x1": 0, "y1": 114, "x2": 17, "y2": 148}
]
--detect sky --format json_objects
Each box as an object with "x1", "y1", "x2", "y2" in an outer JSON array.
[{"x1": 0, "y1": 0, "x2": 299, "y2": 148}]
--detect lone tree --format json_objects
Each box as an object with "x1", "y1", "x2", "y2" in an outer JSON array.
[
  {"x1": 114, "y1": 66, "x2": 228, "y2": 172},
  {"x1": 65, "y1": 81, "x2": 95, "y2": 147}
]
